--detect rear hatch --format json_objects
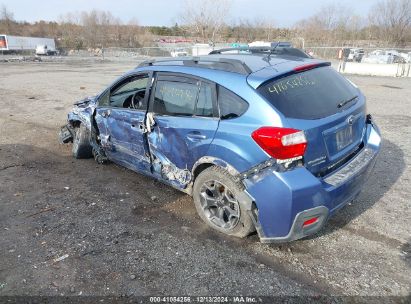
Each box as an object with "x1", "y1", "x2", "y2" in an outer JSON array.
[{"x1": 256, "y1": 65, "x2": 366, "y2": 176}]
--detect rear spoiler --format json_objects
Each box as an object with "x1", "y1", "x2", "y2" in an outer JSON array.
[
  {"x1": 248, "y1": 61, "x2": 332, "y2": 89},
  {"x1": 210, "y1": 46, "x2": 310, "y2": 59}
]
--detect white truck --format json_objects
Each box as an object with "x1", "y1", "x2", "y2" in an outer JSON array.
[
  {"x1": 0, "y1": 35, "x2": 56, "y2": 54},
  {"x1": 35, "y1": 44, "x2": 57, "y2": 56}
]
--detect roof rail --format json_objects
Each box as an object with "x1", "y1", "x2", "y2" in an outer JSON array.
[
  {"x1": 137, "y1": 56, "x2": 252, "y2": 74},
  {"x1": 209, "y1": 46, "x2": 310, "y2": 58}
]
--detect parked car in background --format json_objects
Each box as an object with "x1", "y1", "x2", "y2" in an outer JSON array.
[
  {"x1": 59, "y1": 45, "x2": 381, "y2": 243},
  {"x1": 35, "y1": 44, "x2": 57, "y2": 56},
  {"x1": 399, "y1": 52, "x2": 411, "y2": 63},
  {"x1": 362, "y1": 49, "x2": 408, "y2": 64},
  {"x1": 170, "y1": 48, "x2": 188, "y2": 57},
  {"x1": 347, "y1": 48, "x2": 365, "y2": 62}
]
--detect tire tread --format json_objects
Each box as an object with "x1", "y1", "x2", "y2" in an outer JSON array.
[{"x1": 193, "y1": 166, "x2": 255, "y2": 238}]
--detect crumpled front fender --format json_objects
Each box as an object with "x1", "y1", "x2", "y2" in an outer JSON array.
[{"x1": 67, "y1": 96, "x2": 98, "y2": 130}]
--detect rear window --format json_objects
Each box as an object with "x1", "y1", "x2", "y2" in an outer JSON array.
[
  {"x1": 257, "y1": 67, "x2": 359, "y2": 119},
  {"x1": 218, "y1": 86, "x2": 249, "y2": 119},
  {"x1": 195, "y1": 82, "x2": 213, "y2": 117}
]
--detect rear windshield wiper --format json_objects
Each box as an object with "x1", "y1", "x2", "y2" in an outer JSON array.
[
  {"x1": 221, "y1": 113, "x2": 239, "y2": 119},
  {"x1": 337, "y1": 96, "x2": 358, "y2": 108}
]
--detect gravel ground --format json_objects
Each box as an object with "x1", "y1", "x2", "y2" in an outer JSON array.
[{"x1": 0, "y1": 61, "x2": 410, "y2": 301}]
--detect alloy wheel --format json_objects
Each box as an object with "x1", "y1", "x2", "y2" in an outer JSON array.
[{"x1": 199, "y1": 180, "x2": 240, "y2": 230}]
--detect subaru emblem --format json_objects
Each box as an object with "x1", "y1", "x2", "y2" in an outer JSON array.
[{"x1": 347, "y1": 115, "x2": 354, "y2": 125}]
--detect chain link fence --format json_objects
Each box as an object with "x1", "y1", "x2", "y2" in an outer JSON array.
[
  {"x1": 2, "y1": 44, "x2": 410, "y2": 77},
  {"x1": 3, "y1": 44, "x2": 410, "y2": 61},
  {"x1": 64, "y1": 44, "x2": 233, "y2": 59},
  {"x1": 81, "y1": 45, "x2": 411, "y2": 63},
  {"x1": 306, "y1": 46, "x2": 411, "y2": 62}
]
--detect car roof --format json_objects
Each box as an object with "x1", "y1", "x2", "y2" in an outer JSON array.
[
  {"x1": 136, "y1": 53, "x2": 329, "y2": 89},
  {"x1": 209, "y1": 53, "x2": 308, "y2": 72}
]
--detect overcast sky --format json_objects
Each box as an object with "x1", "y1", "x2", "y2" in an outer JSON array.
[{"x1": 2, "y1": 0, "x2": 378, "y2": 27}]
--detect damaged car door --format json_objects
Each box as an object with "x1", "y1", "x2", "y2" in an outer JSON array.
[
  {"x1": 146, "y1": 73, "x2": 219, "y2": 189},
  {"x1": 95, "y1": 72, "x2": 152, "y2": 172}
]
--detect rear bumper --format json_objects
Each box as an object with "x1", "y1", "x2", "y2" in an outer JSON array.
[
  {"x1": 245, "y1": 122, "x2": 381, "y2": 243},
  {"x1": 259, "y1": 206, "x2": 329, "y2": 243}
]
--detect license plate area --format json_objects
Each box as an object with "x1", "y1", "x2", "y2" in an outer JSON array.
[
  {"x1": 322, "y1": 113, "x2": 364, "y2": 160},
  {"x1": 336, "y1": 125, "x2": 353, "y2": 151}
]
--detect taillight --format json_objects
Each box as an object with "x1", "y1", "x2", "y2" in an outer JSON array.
[
  {"x1": 251, "y1": 127, "x2": 307, "y2": 160},
  {"x1": 303, "y1": 217, "x2": 319, "y2": 227}
]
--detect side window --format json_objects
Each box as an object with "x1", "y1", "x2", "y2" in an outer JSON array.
[
  {"x1": 194, "y1": 82, "x2": 214, "y2": 117},
  {"x1": 218, "y1": 86, "x2": 249, "y2": 119},
  {"x1": 109, "y1": 75, "x2": 149, "y2": 109},
  {"x1": 153, "y1": 80, "x2": 198, "y2": 116},
  {"x1": 99, "y1": 89, "x2": 110, "y2": 107},
  {"x1": 113, "y1": 78, "x2": 147, "y2": 96}
]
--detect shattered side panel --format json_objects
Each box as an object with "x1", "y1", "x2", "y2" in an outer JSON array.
[
  {"x1": 151, "y1": 147, "x2": 192, "y2": 188},
  {"x1": 94, "y1": 110, "x2": 110, "y2": 148},
  {"x1": 67, "y1": 96, "x2": 98, "y2": 130},
  {"x1": 59, "y1": 96, "x2": 98, "y2": 144},
  {"x1": 146, "y1": 114, "x2": 219, "y2": 190},
  {"x1": 95, "y1": 107, "x2": 151, "y2": 173},
  {"x1": 149, "y1": 119, "x2": 191, "y2": 170}
]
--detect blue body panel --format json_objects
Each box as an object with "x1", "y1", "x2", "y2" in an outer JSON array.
[
  {"x1": 286, "y1": 94, "x2": 367, "y2": 176},
  {"x1": 244, "y1": 123, "x2": 380, "y2": 238},
  {"x1": 95, "y1": 107, "x2": 151, "y2": 172},
  {"x1": 147, "y1": 115, "x2": 219, "y2": 170}
]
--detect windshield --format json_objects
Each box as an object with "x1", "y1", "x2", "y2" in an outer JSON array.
[{"x1": 257, "y1": 66, "x2": 359, "y2": 119}]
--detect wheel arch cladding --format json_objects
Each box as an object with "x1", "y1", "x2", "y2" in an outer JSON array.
[
  {"x1": 193, "y1": 163, "x2": 214, "y2": 180},
  {"x1": 191, "y1": 156, "x2": 241, "y2": 181},
  {"x1": 191, "y1": 157, "x2": 254, "y2": 211}
]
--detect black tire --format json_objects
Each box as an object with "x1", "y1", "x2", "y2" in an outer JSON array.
[
  {"x1": 72, "y1": 123, "x2": 93, "y2": 159},
  {"x1": 193, "y1": 166, "x2": 255, "y2": 238}
]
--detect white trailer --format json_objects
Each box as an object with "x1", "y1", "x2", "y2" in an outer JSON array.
[{"x1": 0, "y1": 35, "x2": 56, "y2": 54}]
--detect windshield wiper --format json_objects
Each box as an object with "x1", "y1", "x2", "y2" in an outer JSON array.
[
  {"x1": 221, "y1": 113, "x2": 239, "y2": 119},
  {"x1": 337, "y1": 96, "x2": 358, "y2": 108}
]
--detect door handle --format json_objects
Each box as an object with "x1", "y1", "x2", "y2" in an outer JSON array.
[{"x1": 186, "y1": 132, "x2": 207, "y2": 140}]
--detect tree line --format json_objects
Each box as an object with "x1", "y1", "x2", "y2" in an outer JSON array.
[{"x1": 0, "y1": 0, "x2": 410, "y2": 50}]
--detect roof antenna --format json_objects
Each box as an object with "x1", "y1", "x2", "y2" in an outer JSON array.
[{"x1": 264, "y1": 41, "x2": 279, "y2": 64}]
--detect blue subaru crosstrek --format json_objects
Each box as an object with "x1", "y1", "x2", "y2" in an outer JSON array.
[{"x1": 59, "y1": 45, "x2": 381, "y2": 242}]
